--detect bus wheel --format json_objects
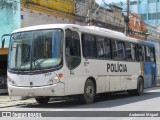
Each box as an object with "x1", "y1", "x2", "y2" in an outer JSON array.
[
  {"x1": 134, "y1": 77, "x2": 144, "y2": 96},
  {"x1": 35, "y1": 97, "x2": 50, "y2": 104},
  {"x1": 83, "y1": 79, "x2": 95, "y2": 104}
]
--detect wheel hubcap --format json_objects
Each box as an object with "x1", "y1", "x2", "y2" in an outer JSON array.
[{"x1": 86, "y1": 86, "x2": 94, "y2": 98}]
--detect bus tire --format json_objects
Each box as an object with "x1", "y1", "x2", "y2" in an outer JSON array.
[
  {"x1": 82, "y1": 79, "x2": 95, "y2": 104},
  {"x1": 35, "y1": 97, "x2": 50, "y2": 104},
  {"x1": 134, "y1": 77, "x2": 144, "y2": 96}
]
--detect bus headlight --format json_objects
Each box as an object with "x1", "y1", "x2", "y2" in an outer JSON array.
[
  {"x1": 48, "y1": 73, "x2": 62, "y2": 85},
  {"x1": 54, "y1": 76, "x2": 59, "y2": 81},
  {"x1": 9, "y1": 80, "x2": 17, "y2": 85},
  {"x1": 7, "y1": 76, "x2": 17, "y2": 85}
]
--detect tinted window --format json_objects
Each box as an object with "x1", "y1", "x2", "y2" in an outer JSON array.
[
  {"x1": 150, "y1": 47, "x2": 155, "y2": 62},
  {"x1": 146, "y1": 47, "x2": 151, "y2": 61},
  {"x1": 112, "y1": 40, "x2": 125, "y2": 60},
  {"x1": 82, "y1": 34, "x2": 96, "y2": 58},
  {"x1": 125, "y1": 42, "x2": 136, "y2": 61},
  {"x1": 146, "y1": 47, "x2": 155, "y2": 62},
  {"x1": 138, "y1": 45, "x2": 145, "y2": 61},
  {"x1": 67, "y1": 31, "x2": 81, "y2": 57},
  {"x1": 104, "y1": 39, "x2": 111, "y2": 59},
  {"x1": 65, "y1": 30, "x2": 81, "y2": 70},
  {"x1": 96, "y1": 37, "x2": 105, "y2": 58}
]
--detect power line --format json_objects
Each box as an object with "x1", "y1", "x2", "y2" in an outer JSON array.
[{"x1": 100, "y1": 0, "x2": 160, "y2": 32}]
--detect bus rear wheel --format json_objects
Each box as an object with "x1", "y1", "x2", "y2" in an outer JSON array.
[
  {"x1": 128, "y1": 77, "x2": 144, "y2": 96},
  {"x1": 35, "y1": 97, "x2": 50, "y2": 104},
  {"x1": 82, "y1": 79, "x2": 95, "y2": 104},
  {"x1": 134, "y1": 77, "x2": 144, "y2": 96}
]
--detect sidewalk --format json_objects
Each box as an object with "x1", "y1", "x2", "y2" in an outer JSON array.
[{"x1": 0, "y1": 95, "x2": 36, "y2": 108}]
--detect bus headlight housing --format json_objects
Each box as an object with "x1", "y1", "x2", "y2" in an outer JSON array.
[
  {"x1": 48, "y1": 73, "x2": 63, "y2": 85},
  {"x1": 54, "y1": 76, "x2": 59, "y2": 81},
  {"x1": 7, "y1": 76, "x2": 17, "y2": 86}
]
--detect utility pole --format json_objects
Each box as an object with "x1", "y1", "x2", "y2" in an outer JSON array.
[
  {"x1": 86, "y1": 0, "x2": 104, "y2": 26},
  {"x1": 125, "y1": 0, "x2": 130, "y2": 36},
  {"x1": 86, "y1": 0, "x2": 93, "y2": 25}
]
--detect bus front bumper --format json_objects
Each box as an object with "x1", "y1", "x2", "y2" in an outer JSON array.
[{"x1": 8, "y1": 83, "x2": 65, "y2": 97}]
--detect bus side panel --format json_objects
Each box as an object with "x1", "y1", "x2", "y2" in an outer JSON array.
[
  {"x1": 144, "y1": 62, "x2": 156, "y2": 88},
  {"x1": 64, "y1": 61, "x2": 86, "y2": 96}
]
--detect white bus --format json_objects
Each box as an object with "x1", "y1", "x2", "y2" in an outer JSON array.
[{"x1": 6, "y1": 24, "x2": 156, "y2": 104}]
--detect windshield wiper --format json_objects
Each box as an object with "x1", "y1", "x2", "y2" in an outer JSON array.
[{"x1": 33, "y1": 57, "x2": 45, "y2": 72}]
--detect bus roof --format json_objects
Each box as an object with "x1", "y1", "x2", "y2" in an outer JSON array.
[
  {"x1": 137, "y1": 40, "x2": 155, "y2": 47},
  {"x1": 84, "y1": 26, "x2": 125, "y2": 36},
  {"x1": 12, "y1": 24, "x2": 140, "y2": 44},
  {"x1": 12, "y1": 24, "x2": 80, "y2": 33}
]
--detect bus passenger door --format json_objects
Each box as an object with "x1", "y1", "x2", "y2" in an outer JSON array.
[{"x1": 65, "y1": 29, "x2": 83, "y2": 95}]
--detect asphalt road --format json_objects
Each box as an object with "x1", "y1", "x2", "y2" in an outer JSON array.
[{"x1": 0, "y1": 87, "x2": 160, "y2": 120}]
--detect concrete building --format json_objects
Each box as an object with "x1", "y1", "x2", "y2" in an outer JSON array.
[
  {"x1": 0, "y1": 0, "x2": 20, "y2": 48},
  {"x1": 0, "y1": 0, "x2": 86, "y2": 48},
  {"x1": 0, "y1": 0, "x2": 19, "y2": 93},
  {"x1": 129, "y1": 13, "x2": 147, "y2": 39},
  {"x1": 20, "y1": 0, "x2": 84, "y2": 27},
  {"x1": 75, "y1": 0, "x2": 125, "y2": 32},
  {"x1": 111, "y1": 0, "x2": 160, "y2": 39},
  {"x1": 113, "y1": 0, "x2": 160, "y2": 26}
]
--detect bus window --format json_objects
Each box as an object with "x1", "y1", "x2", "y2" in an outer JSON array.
[
  {"x1": 96, "y1": 37, "x2": 105, "y2": 58},
  {"x1": 131, "y1": 44, "x2": 136, "y2": 61},
  {"x1": 112, "y1": 40, "x2": 125, "y2": 60},
  {"x1": 150, "y1": 47, "x2": 155, "y2": 62},
  {"x1": 138, "y1": 45, "x2": 145, "y2": 61},
  {"x1": 65, "y1": 30, "x2": 81, "y2": 70},
  {"x1": 125, "y1": 42, "x2": 132, "y2": 61},
  {"x1": 104, "y1": 39, "x2": 111, "y2": 59},
  {"x1": 125, "y1": 42, "x2": 136, "y2": 61},
  {"x1": 146, "y1": 47, "x2": 151, "y2": 61},
  {"x1": 82, "y1": 34, "x2": 96, "y2": 58}
]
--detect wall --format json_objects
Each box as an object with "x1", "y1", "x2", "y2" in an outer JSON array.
[
  {"x1": 22, "y1": 0, "x2": 74, "y2": 14},
  {"x1": 129, "y1": 14, "x2": 145, "y2": 32},
  {"x1": 75, "y1": 0, "x2": 124, "y2": 32},
  {"x1": 20, "y1": 0, "x2": 86, "y2": 27},
  {"x1": 21, "y1": 7, "x2": 85, "y2": 27},
  {"x1": 0, "y1": 0, "x2": 20, "y2": 48}
]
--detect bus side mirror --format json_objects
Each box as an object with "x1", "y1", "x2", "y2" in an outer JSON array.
[
  {"x1": 2, "y1": 38, "x2": 5, "y2": 48},
  {"x1": 1, "y1": 34, "x2": 11, "y2": 48}
]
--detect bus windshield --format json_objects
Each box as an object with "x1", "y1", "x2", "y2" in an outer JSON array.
[{"x1": 8, "y1": 29, "x2": 63, "y2": 72}]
